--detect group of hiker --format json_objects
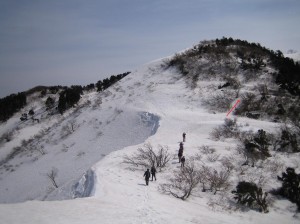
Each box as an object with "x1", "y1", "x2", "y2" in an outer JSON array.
[
  {"x1": 143, "y1": 166, "x2": 157, "y2": 186},
  {"x1": 143, "y1": 132, "x2": 187, "y2": 186}
]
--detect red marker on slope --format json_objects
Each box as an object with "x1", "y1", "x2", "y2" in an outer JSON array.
[{"x1": 226, "y1": 99, "x2": 241, "y2": 117}]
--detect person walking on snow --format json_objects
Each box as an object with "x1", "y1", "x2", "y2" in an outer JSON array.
[
  {"x1": 179, "y1": 142, "x2": 184, "y2": 151},
  {"x1": 144, "y1": 169, "x2": 151, "y2": 186},
  {"x1": 178, "y1": 142, "x2": 184, "y2": 162},
  {"x1": 151, "y1": 166, "x2": 157, "y2": 181},
  {"x1": 178, "y1": 149, "x2": 183, "y2": 163},
  {"x1": 181, "y1": 156, "x2": 185, "y2": 167},
  {"x1": 183, "y1": 132, "x2": 186, "y2": 142}
]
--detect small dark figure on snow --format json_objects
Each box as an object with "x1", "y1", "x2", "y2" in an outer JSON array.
[
  {"x1": 183, "y1": 132, "x2": 186, "y2": 142},
  {"x1": 179, "y1": 142, "x2": 184, "y2": 151},
  {"x1": 178, "y1": 150, "x2": 183, "y2": 163},
  {"x1": 151, "y1": 166, "x2": 157, "y2": 181},
  {"x1": 144, "y1": 169, "x2": 151, "y2": 186},
  {"x1": 181, "y1": 156, "x2": 185, "y2": 167}
]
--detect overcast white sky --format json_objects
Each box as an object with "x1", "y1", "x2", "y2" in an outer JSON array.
[{"x1": 0, "y1": 0, "x2": 299, "y2": 97}]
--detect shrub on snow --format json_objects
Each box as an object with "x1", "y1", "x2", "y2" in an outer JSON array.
[
  {"x1": 274, "y1": 167, "x2": 300, "y2": 211},
  {"x1": 232, "y1": 181, "x2": 269, "y2": 213}
]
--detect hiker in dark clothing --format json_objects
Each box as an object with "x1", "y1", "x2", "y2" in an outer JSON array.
[
  {"x1": 179, "y1": 142, "x2": 184, "y2": 151},
  {"x1": 178, "y1": 150, "x2": 183, "y2": 163},
  {"x1": 183, "y1": 132, "x2": 186, "y2": 142},
  {"x1": 143, "y1": 169, "x2": 151, "y2": 186},
  {"x1": 151, "y1": 166, "x2": 157, "y2": 181},
  {"x1": 181, "y1": 156, "x2": 185, "y2": 167}
]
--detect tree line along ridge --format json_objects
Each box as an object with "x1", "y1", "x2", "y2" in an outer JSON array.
[{"x1": 0, "y1": 72, "x2": 130, "y2": 122}]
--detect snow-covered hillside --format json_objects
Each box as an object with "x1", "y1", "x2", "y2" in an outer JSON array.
[
  {"x1": 0, "y1": 40, "x2": 299, "y2": 223},
  {"x1": 0, "y1": 74, "x2": 160, "y2": 203}
]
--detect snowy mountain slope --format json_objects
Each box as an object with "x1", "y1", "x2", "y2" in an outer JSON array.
[
  {"x1": 0, "y1": 75, "x2": 160, "y2": 203},
  {"x1": 0, "y1": 40, "x2": 300, "y2": 223}
]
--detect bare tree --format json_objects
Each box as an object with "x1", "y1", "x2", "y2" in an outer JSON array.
[
  {"x1": 155, "y1": 145, "x2": 171, "y2": 171},
  {"x1": 197, "y1": 165, "x2": 210, "y2": 192},
  {"x1": 220, "y1": 156, "x2": 235, "y2": 172},
  {"x1": 197, "y1": 165, "x2": 231, "y2": 194},
  {"x1": 46, "y1": 167, "x2": 59, "y2": 188},
  {"x1": 207, "y1": 169, "x2": 231, "y2": 194},
  {"x1": 123, "y1": 143, "x2": 156, "y2": 168},
  {"x1": 203, "y1": 90, "x2": 236, "y2": 112},
  {"x1": 210, "y1": 118, "x2": 240, "y2": 140},
  {"x1": 123, "y1": 143, "x2": 170, "y2": 171},
  {"x1": 159, "y1": 161, "x2": 200, "y2": 200}
]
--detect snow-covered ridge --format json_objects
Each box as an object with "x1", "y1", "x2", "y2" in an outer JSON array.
[{"x1": 0, "y1": 43, "x2": 299, "y2": 223}]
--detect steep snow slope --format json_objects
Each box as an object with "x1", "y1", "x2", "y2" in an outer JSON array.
[
  {"x1": 0, "y1": 76, "x2": 160, "y2": 203},
  {"x1": 0, "y1": 56, "x2": 299, "y2": 223}
]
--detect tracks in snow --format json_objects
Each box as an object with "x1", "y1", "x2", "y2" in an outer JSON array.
[{"x1": 135, "y1": 183, "x2": 164, "y2": 224}]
